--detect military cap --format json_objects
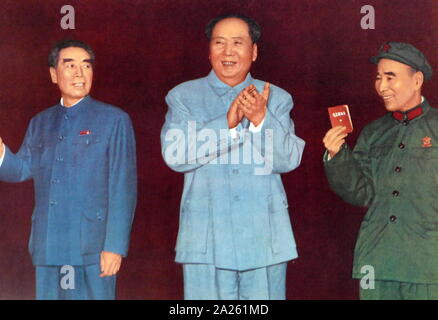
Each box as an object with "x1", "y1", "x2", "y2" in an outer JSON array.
[{"x1": 370, "y1": 42, "x2": 433, "y2": 80}]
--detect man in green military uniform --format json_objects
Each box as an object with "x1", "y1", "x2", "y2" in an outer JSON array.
[{"x1": 323, "y1": 42, "x2": 438, "y2": 299}]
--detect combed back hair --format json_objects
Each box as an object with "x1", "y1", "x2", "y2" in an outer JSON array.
[
  {"x1": 205, "y1": 13, "x2": 261, "y2": 43},
  {"x1": 48, "y1": 39, "x2": 95, "y2": 68}
]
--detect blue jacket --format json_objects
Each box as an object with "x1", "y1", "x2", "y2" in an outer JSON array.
[
  {"x1": 161, "y1": 71, "x2": 305, "y2": 270},
  {"x1": 0, "y1": 96, "x2": 137, "y2": 266}
]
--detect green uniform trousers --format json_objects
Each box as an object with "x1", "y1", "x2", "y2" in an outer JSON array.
[{"x1": 360, "y1": 280, "x2": 438, "y2": 300}]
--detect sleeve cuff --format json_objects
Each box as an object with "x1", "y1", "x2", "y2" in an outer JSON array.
[
  {"x1": 323, "y1": 144, "x2": 348, "y2": 163},
  {"x1": 249, "y1": 117, "x2": 265, "y2": 133},
  {"x1": 0, "y1": 144, "x2": 6, "y2": 167},
  {"x1": 229, "y1": 123, "x2": 243, "y2": 140},
  {"x1": 323, "y1": 150, "x2": 332, "y2": 162}
]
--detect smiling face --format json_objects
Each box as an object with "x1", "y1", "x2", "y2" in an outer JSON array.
[
  {"x1": 49, "y1": 47, "x2": 93, "y2": 107},
  {"x1": 375, "y1": 58, "x2": 423, "y2": 112},
  {"x1": 209, "y1": 17, "x2": 257, "y2": 87}
]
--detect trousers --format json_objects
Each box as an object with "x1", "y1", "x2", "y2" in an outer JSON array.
[
  {"x1": 360, "y1": 280, "x2": 438, "y2": 300},
  {"x1": 183, "y1": 262, "x2": 288, "y2": 300},
  {"x1": 35, "y1": 264, "x2": 116, "y2": 300}
]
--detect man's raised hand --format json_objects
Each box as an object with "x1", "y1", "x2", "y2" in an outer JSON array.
[
  {"x1": 236, "y1": 83, "x2": 270, "y2": 126},
  {"x1": 323, "y1": 126, "x2": 348, "y2": 158}
]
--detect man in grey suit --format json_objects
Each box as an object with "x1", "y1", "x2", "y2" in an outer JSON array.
[
  {"x1": 0, "y1": 40, "x2": 137, "y2": 299},
  {"x1": 161, "y1": 14, "x2": 305, "y2": 299}
]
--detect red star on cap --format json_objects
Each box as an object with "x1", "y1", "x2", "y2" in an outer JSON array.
[{"x1": 383, "y1": 44, "x2": 391, "y2": 52}]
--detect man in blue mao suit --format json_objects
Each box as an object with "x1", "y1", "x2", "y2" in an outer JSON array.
[
  {"x1": 0, "y1": 40, "x2": 137, "y2": 299},
  {"x1": 161, "y1": 14, "x2": 305, "y2": 299}
]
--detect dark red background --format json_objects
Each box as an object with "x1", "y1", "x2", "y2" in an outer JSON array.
[{"x1": 0, "y1": 0, "x2": 437, "y2": 299}]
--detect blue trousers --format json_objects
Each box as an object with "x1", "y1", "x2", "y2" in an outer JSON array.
[
  {"x1": 183, "y1": 262, "x2": 288, "y2": 300},
  {"x1": 35, "y1": 264, "x2": 116, "y2": 300}
]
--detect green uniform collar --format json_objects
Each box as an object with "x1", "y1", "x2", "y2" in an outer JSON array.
[{"x1": 391, "y1": 97, "x2": 430, "y2": 124}]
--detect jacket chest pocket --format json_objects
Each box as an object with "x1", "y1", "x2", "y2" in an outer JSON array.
[
  {"x1": 407, "y1": 147, "x2": 438, "y2": 185},
  {"x1": 29, "y1": 138, "x2": 57, "y2": 170},
  {"x1": 369, "y1": 145, "x2": 392, "y2": 178},
  {"x1": 71, "y1": 135, "x2": 103, "y2": 167},
  {"x1": 369, "y1": 146, "x2": 392, "y2": 159},
  {"x1": 409, "y1": 146, "x2": 438, "y2": 160}
]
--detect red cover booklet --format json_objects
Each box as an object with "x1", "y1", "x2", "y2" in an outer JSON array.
[{"x1": 328, "y1": 105, "x2": 353, "y2": 133}]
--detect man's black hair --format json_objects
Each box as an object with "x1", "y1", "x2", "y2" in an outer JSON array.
[
  {"x1": 48, "y1": 39, "x2": 95, "y2": 68},
  {"x1": 205, "y1": 13, "x2": 261, "y2": 43}
]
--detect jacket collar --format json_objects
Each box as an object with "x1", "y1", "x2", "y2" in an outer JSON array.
[
  {"x1": 392, "y1": 97, "x2": 430, "y2": 123},
  {"x1": 57, "y1": 95, "x2": 91, "y2": 115},
  {"x1": 207, "y1": 70, "x2": 253, "y2": 96}
]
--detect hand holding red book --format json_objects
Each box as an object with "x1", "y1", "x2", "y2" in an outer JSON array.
[{"x1": 328, "y1": 105, "x2": 353, "y2": 133}]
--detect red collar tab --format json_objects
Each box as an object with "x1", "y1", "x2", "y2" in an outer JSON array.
[{"x1": 392, "y1": 105, "x2": 423, "y2": 122}]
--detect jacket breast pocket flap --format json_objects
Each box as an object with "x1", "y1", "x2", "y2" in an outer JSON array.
[
  {"x1": 72, "y1": 135, "x2": 101, "y2": 145},
  {"x1": 410, "y1": 146, "x2": 438, "y2": 159},
  {"x1": 370, "y1": 146, "x2": 392, "y2": 158},
  {"x1": 30, "y1": 137, "x2": 57, "y2": 169},
  {"x1": 31, "y1": 136, "x2": 57, "y2": 148},
  {"x1": 71, "y1": 135, "x2": 102, "y2": 167}
]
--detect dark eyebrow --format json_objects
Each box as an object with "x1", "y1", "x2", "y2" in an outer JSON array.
[
  {"x1": 61, "y1": 58, "x2": 94, "y2": 64},
  {"x1": 383, "y1": 71, "x2": 396, "y2": 77},
  {"x1": 211, "y1": 36, "x2": 246, "y2": 41}
]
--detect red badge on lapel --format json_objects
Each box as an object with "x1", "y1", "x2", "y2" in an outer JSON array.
[
  {"x1": 80, "y1": 130, "x2": 91, "y2": 135},
  {"x1": 422, "y1": 136, "x2": 432, "y2": 148}
]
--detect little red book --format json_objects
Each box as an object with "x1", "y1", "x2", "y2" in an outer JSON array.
[{"x1": 328, "y1": 105, "x2": 353, "y2": 133}]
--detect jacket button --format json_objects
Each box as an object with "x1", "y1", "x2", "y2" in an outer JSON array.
[
  {"x1": 395, "y1": 166, "x2": 402, "y2": 173},
  {"x1": 392, "y1": 190, "x2": 400, "y2": 197},
  {"x1": 390, "y1": 215, "x2": 397, "y2": 222},
  {"x1": 399, "y1": 143, "x2": 405, "y2": 149}
]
